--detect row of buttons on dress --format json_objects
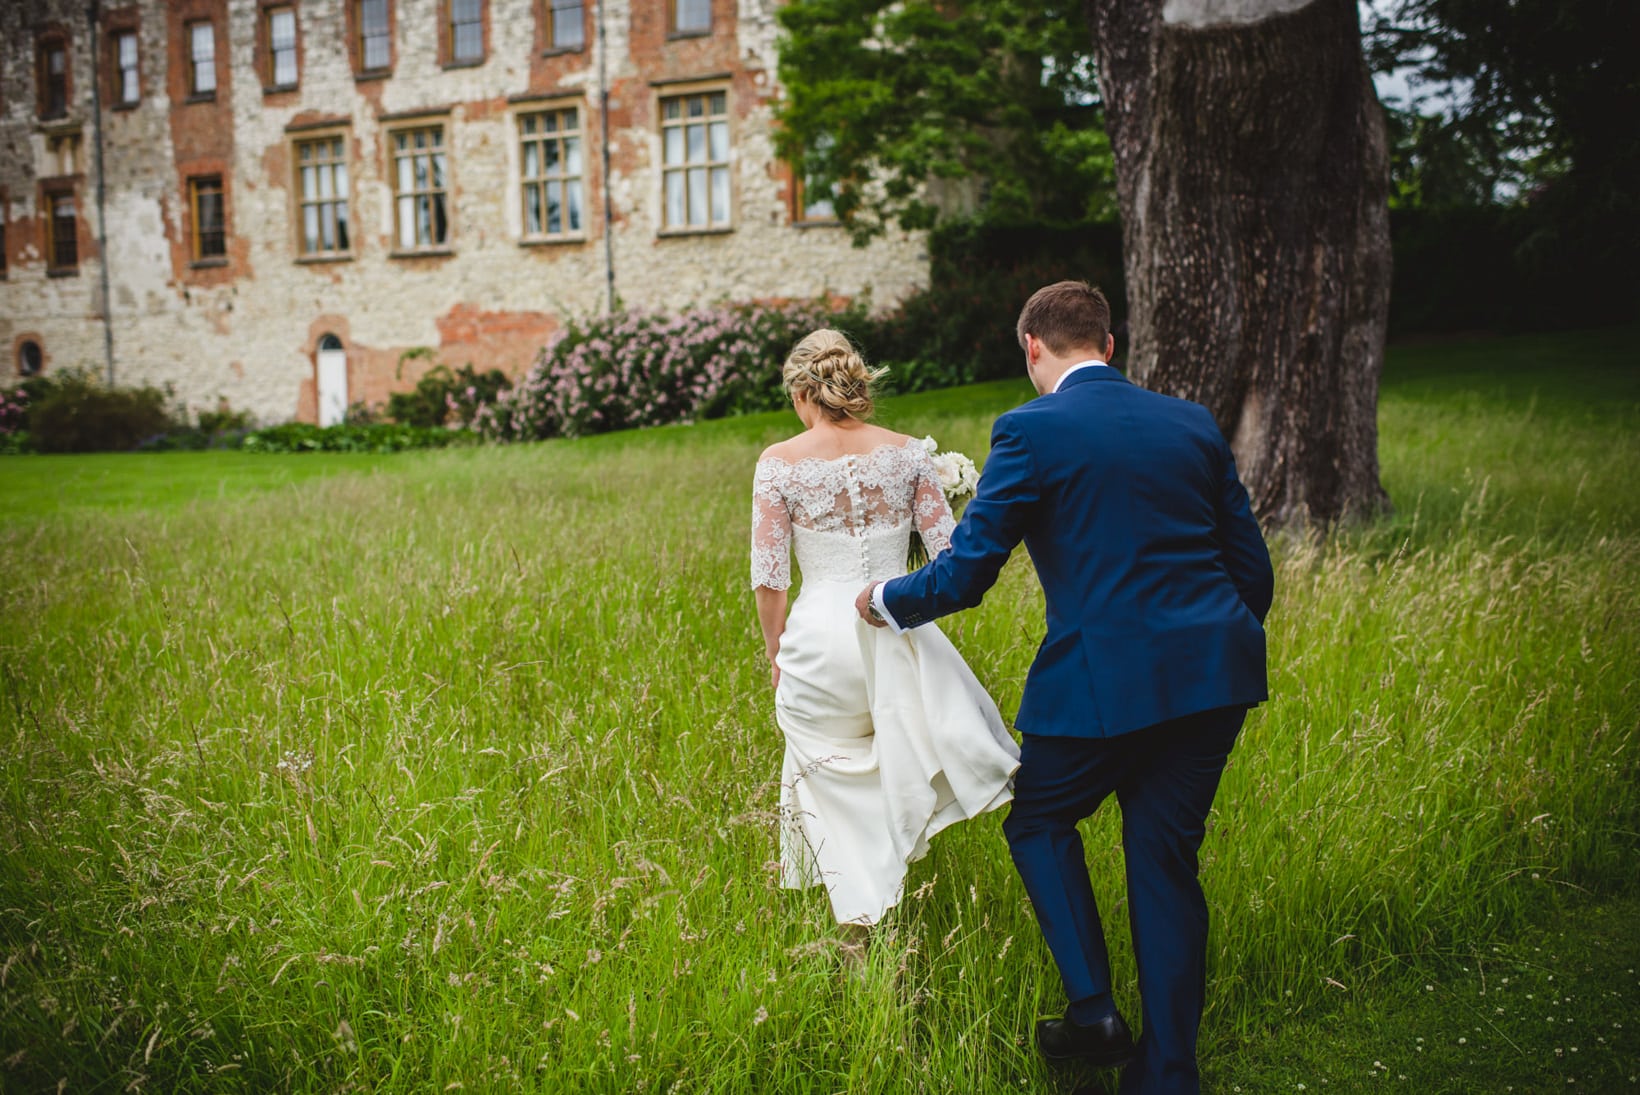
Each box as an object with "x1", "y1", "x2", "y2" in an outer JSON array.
[{"x1": 842, "y1": 455, "x2": 872, "y2": 578}]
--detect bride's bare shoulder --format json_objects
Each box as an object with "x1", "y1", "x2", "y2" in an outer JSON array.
[
  {"x1": 758, "y1": 436, "x2": 807, "y2": 463},
  {"x1": 865, "y1": 427, "x2": 920, "y2": 450},
  {"x1": 758, "y1": 426, "x2": 915, "y2": 465}
]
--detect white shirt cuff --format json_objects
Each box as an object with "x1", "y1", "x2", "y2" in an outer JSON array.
[{"x1": 870, "y1": 582, "x2": 907, "y2": 635}]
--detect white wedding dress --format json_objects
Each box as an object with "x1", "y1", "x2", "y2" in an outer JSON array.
[{"x1": 751, "y1": 437, "x2": 1020, "y2": 925}]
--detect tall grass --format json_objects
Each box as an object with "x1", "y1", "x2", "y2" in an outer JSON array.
[{"x1": 1, "y1": 329, "x2": 1636, "y2": 1091}]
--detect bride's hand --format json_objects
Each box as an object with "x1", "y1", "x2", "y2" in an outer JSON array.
[
  {"x1": 856, "y1": 583, "x2": 888, "y2": 628},
  {"x1": 770, "y1": 662, "x2": 781, "y2": 691}
]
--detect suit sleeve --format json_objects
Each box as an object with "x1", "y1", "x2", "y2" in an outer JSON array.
[
  {"x1": 881, "y1": 414, "x2": 1039, "y2": 628},
  {"x1": 1212, "y1": 435, "x2": 1275, "y2": 624}
]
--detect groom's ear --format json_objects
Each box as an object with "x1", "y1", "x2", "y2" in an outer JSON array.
[{"x1": 1106, "y1": 332, "x2": 1115, "y2": 361}]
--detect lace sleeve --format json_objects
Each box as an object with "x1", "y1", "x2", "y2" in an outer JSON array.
[
  {"x1": 913, "y1": 449, "x2": 957, "y2": 557},
  {"x1": 750, "y1": 460, "x2": 792, "y2": 590}
]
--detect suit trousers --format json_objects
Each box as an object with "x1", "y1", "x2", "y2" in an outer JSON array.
[{"x1": 1002, "y1": 705, "x2": 1246, "y2": 1095}]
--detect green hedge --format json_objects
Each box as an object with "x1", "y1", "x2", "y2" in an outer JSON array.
[
  {"x1": 1389, "y1": 204, "x2": 1639, "y2": 336},
  {"x1": 240, "y1": 422, "x2": 477, "y2": 453}
]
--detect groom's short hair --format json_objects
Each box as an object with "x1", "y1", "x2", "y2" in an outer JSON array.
[{"x1": 1017, "y1": 281, "x2": 1112, "y2": 357}]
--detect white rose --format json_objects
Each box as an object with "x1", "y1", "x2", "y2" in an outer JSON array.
[
  {"x1": 921, "y1": 435, "x2": 939, "y2": 454},
  {"x1": 931, "y1": 454, "x2": 967, "y2": 497}
]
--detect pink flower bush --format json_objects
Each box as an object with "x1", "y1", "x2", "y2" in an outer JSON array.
[
  {"x1": 475, "y1": 299, "x2": 868, "y2": 442},
  {"x1": 0, "y1": 387, "x2": 29, "y2": 437}
]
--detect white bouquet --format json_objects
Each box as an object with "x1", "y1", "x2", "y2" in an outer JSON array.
[
  {"x1": 910, "y1": 436, "x2": 980, "y2": 568},
  {"x1": 922, "y1": 435, "x2": 980, "y2": 502}
]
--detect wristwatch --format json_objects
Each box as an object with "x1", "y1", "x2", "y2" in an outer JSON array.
[{"x1": 867, "y1": 589, "x2": 885, "y2": 622}]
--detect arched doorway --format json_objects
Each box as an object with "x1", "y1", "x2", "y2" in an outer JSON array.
[
  {"x1": 317, "y1": 334, "x2": 347, "y2": 427},
  {"x1": 18, "y1": 340, "x2": 43, "y2": 378}
]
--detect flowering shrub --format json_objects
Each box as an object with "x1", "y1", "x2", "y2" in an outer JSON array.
[
  {"x1": 475, "y1": 299, "x2": 869, "y2": 442},
  {"x1": 386, "y1": 354, "x2": 512, "y2": 428},
  {"x1": 0, "y1": 387, "x2": 28, "y2": 436},
  {"x1": 0, "y1": 386, "x2": 31, "y2": 455}
]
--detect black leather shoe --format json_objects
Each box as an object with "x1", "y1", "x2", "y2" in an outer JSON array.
[{"x1": 1036, "y1": 1012, "x2": 1135, "y2": 1066}]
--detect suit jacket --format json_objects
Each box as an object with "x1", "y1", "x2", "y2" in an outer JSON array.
[{"x1": 881, "y1": 366, "x2": 1274, "y2": 739}]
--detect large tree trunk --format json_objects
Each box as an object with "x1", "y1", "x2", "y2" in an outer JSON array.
[{"x1": 1087, "y1": 0, "x2": 1392, "y2": 528}]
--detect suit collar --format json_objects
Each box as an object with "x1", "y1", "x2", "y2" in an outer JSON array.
[{"x1": 1054, "y1": 362, "x2": 1129, "y2": 393}]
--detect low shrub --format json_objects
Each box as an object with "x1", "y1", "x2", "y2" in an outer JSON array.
[
  {"x1": 240, "y1": 422, "x2": 476, "y2": 453},
  {"x1": 137, "y1": 427, "x2": 251, "y2": 452},
  {"x1": 388, "y1": 354, "x2": 513, "y2": 428},
  {"x1": 197, "y1": 404, "x2": 254, "y2": 435},
  {"x1": 476, "y1": 298, "x2": 869, "y2": 442},
  {"x1": 138, "y1": 401, "x2": 257, "y2": 451},
  {"x1": 342, "y1": 400, "x2": 387, "y2": 425},
  {"x1": 22, "y1": 370, "x2": 179, "y2": 454}
]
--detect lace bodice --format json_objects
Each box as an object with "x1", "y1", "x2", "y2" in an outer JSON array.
[{"x1": 751, "y1": 437, "x2": 957, "y2": 589}]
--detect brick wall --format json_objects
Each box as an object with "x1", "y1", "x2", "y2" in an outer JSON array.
[{"x1": 0, "y1": 0, "x2": 928, "y2": 423}]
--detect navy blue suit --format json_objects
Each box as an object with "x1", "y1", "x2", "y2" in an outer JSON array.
[{"x1": 881, "y1": 364, "x2": 1272, "y2": 1094}]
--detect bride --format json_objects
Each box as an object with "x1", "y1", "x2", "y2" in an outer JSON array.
[{"x1": 750, "y1": 329, "x2": 1020, "y2": 927}]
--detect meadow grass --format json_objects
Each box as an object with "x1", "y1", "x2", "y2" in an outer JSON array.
[{"x1": 0, "y1": 327, "x2": 1636, "y2": 1092}]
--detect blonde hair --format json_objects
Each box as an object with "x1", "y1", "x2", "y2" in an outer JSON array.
[{"x1": 781, "y1": 329, "x2": 888, "y2": 421}]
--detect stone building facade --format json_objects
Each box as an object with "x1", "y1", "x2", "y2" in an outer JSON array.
[{"x1": 0, "y1": 0, "x2": 927, "y2": 423}]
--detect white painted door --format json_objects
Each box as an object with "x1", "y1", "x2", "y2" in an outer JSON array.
[{"x1": 317, "y1": 344, "x2": 347, "y2": 426}]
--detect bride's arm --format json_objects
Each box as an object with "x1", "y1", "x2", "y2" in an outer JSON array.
[
  {"x1": 750, "y1": 460, "x2": 793, "y2": 688},
  {"x1": 913, "y1": 451, "x2": 958, "y2": 557},
  {"x1": 754, "y1": 587, "x2": 788, "y2": 689},
  {"x1": 884, "y1": 417, "x2": 1036, "y2": 627}
]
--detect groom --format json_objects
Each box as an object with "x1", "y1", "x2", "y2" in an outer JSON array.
[{"x1": 856, "y1": 281, "x2": 1273, "y2": 1094}]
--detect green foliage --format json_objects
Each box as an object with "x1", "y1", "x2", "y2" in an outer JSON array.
[
  {"x1": 879, "y1": 357, "x2": 972, "y2": 395},
  {"x1": 196, "y1": 403, "x2": 254, "y2": 436},
  {"x1": 137, "y1": 402, "x2": 259, "y2": 452},
  {"x1": 868, "y1": 219, "x2": 1126, "y2": 383},
  {"x1": 1366, "y1": 0, "x2": 1640, "y2": 323},
  {"x1": 0, "y1": 330, "x2": 1634, "y2": 1090},
  {"x1": 387, "y1": 352, "x2": 513, "y2": 428},
  {"x1": 1034, "y1": 121, "x2": 1119, "y2": 224},
  {"x1": 774, "y1": 0, "x2": 1111, "y2": 243},
  {"x1": 1296, "y1": 1, "x2": 1640, "y2": 336},
  {"x1": 342, "y1": 400, "x2": 386, "y2": 426},
  {"x1": 240, "y1": 421, "x2": 477, "y2": 453},
  {"x1": 1366, "y1": 0, "x2": 1638, "y2": 203},
  {"x1": 21, "y1": 369, "x2": 179, "y2": 454},
  {"x1": 1381, "y1": 107, "x2": 1528, "y2": 212}
]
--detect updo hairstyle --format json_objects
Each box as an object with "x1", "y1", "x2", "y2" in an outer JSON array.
[{"x1": 781, "y1": 329, "x2": 888, "y2": 421}]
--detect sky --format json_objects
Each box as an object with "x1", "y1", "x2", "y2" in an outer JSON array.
[{"x1": 1360, "y1": 0, "x2": 1462, "y2": 115}]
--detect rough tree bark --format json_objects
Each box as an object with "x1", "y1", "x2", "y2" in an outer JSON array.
[{"x1": 1086, "y1": 0, "x2": 1392, "y2": 528}]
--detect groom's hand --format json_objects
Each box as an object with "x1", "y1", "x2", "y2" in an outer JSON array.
[{"x1": 856, "y1": 583, "x2": 888, "y2": 628}]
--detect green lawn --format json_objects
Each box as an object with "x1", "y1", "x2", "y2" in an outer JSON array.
[
  {"x1": 0, "y1": 327, "x2": 1635, "y2": 1092},
  {"x1": 0, "y1": 450, "x2": 402, "y2": 522}
]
